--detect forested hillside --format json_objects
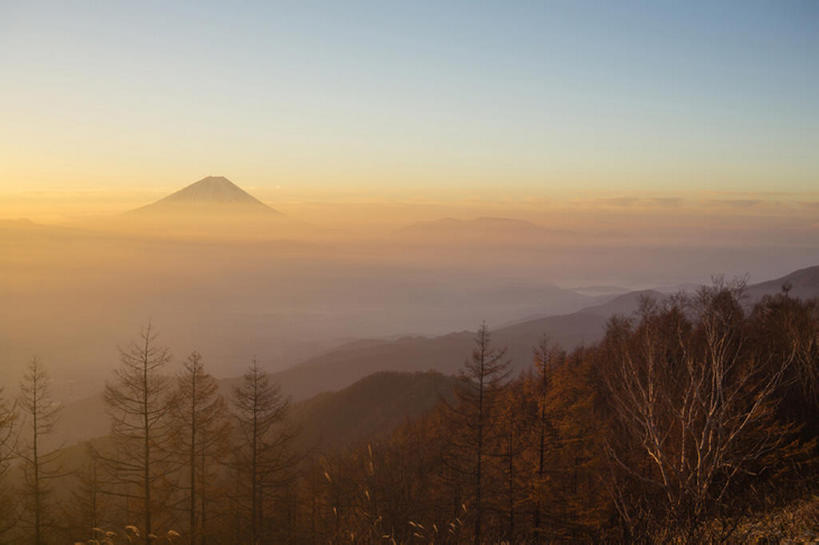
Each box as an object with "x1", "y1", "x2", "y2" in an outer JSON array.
[{"x1": 0, "y1": 282, "x2": 816, "y2": 544}]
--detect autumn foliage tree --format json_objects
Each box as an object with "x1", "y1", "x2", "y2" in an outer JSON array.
[
  {"x1": 2, "y1": 282, "x2": 816, "y2": 545},
  {"x1": 442, "y1": 322, "x2": 510, "y2": 545},
  {"x1": 527, "y1": 338, "x2": 562, "y2": 541},
  {"x1": 293, "y1": 285, "x2": 817, "y2": 545}
]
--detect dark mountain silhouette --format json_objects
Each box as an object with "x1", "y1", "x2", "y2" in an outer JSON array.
[
  {"x1": 264, "y1": 312, "x2": 608, "y2": 402},
  {"x1": 290, "y1": 371, "x2": 459, "y2": 451},
  {"x1": 576, "y1": 289, "x2": 665, "y2": 317},
  {"x1": 266, "y1": 331, "x2": 482, "y2": 402},
  {"x1": 131, "y1": 176, "x2": 280, "y2": 215}
]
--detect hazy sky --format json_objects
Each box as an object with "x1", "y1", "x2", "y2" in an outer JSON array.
[{"x1": 1, "y1": 1, "x2": 818, "y2": 199}]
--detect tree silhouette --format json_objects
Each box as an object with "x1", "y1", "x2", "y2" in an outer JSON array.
[
  {"x1": 172, "y1": 351, "x2": 231, "y2": 545},
  {"x1": 0, "y1": 383, "x2": 17, "y2": 540},
  {"x1": 443, "y1": 323, "x2": 510, "y2": 545},
  {"x1": 232, "y1": 359, "x2": 295, "y2": 545},
  {"x1": 18, "y1": 357, "x2": 60, "y2": 545},
  {"x1": 102, "y1": 323, "x2": 176, "y2": 545}
]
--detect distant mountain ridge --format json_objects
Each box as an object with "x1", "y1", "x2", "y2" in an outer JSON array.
[
  {"x1": 577, "y1": 289, "x2": 665, "y2": 318},
  {"x1": 131, "y1": 176, "x2": 279, "y2": 214},
  {"x1": 49, "y1": 265, "x2": 819, "y2": 449},
  {"x1": 394, "y1": 216, "x2": 573, "y2": 244},
  {"x1": 262, "y1": 264, "x2": 819, "y2": 401},
  {"x1": 746, "y1": 265, "x2": 819, "y2": 301}
]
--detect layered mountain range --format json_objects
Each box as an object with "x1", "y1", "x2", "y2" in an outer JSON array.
[{"x1": 50, "y1": 264, "x2": 819, "y2": 450}]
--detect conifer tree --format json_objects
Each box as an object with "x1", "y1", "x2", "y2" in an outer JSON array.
[
  {"x1": 232, "y1": 359, "x2": 295, "y2": 545},
  {"x1": 18, "y1": 357, "x2": 60, "y2": 545},
  {"x1": 0, "y1": 384, "x2": 17, "y2": 540},
  {"x1": 530, "y1": 338, "x2": 562, "y2": 541},
  {"x1": 443, "y1": 323, "x2": 510, "y2": 545},
  {"x1": 492, "y1": 379, "x2": 529, "y2": 543},
  {"x1": 102, "y1": 323, "x2": 176, "y2": 545},
  {"x1": 172, "y1": 351, "x2": 230, "y2": 545},
  {"x1": 69, "y1": 443, "x2": 104, "y2": 542}
]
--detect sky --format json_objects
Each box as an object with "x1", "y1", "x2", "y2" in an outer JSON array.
[
  {"x1": 1, "y1": 1, "x2": 818, "y2": 207},
  {"x1": 1, "y1": 1, "x2": 818, "y2": 390}
]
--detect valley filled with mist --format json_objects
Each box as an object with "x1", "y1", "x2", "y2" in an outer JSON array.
[
  {"x1": 2, "y1": 177, "x2": 817, "y2": 403},
  {"x1": 1, "y1": 177, "x2": 817, "y2": 544}
]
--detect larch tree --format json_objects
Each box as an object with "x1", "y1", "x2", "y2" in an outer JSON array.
[
  {"x1": 172, "y1": 351, "x2": 230, "y2": 545},
  {"x1": 491, "y1": 378, "x2": 530, "y2": 543},
  {"x1": 0, "y1": 384, "x2": 17, "y2": 541},
  {"x1": 443, "y1": 322, "x2": 511, "y2": 545},
  {"x1": 529, "y1": 337, "x2": 562, "y2": 541},
  {"x1": 232, "y1": 359, "x2": 294, "y2": 545},
  {"x1": 18, "y1": 357, "x2": 61, "y2": 545},
  {"x1": 69, "y1": 443, "x2": 104, "y2": 544},
  {"x1": 102, "y1": 323, "x2": 177, "y2": 545}
]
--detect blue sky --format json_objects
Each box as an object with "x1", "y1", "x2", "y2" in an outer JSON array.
[{"x1": 1, "y1": 0, "x2": 817, "y2": 195}]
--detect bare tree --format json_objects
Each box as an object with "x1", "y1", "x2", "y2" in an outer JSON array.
[
  {"x1": 232, "y1": 359, "x2": 294, "y2": 545},
  {"x1": 172, "y1": 351, "x2": 230, "y2": 545},
  {"x1": 602, "y1": 285, "x2": 801, "y2": 541},
  {"x1": 68, "y1": 443, "x2": 104, "y2": 543},
  {"x1": 0, "y1": 384, "x2": 17, "y2": 541},
  {"x1": 18, "y1": 357, "x2": 61, "y2": 545},
  {"x1": 0, "y1": 388, "x2": 14, "y2": 470},
  {"x1": 102, "y1": 323, "x2": 176, "y2": 545},
  {"x1": 749, "y1": 289, "x2": 819, "y2": 437},
  {"x1": 443, "y1": 322, "x2": 511, "y2": 545}
]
